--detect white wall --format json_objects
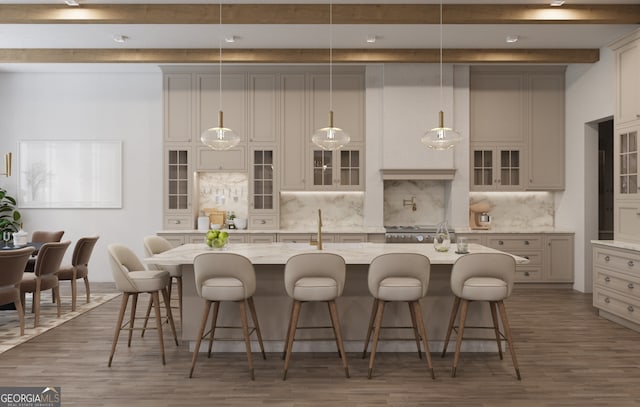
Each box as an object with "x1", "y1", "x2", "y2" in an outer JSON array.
[
  {"x1": 558, "y1": 46, "x2": 616, "y2": 292},
  {"x1": 0, "y1": 71, "x2": 163, "y2": 282}
]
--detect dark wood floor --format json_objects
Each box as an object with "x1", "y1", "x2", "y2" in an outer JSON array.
[{"x1": 1, "y1": 284, "x2": 640, "y2": 406}]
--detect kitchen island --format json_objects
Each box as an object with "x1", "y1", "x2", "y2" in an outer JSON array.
[{"x1": 146, "y1": 242, "x2": 528, "y2": 353}]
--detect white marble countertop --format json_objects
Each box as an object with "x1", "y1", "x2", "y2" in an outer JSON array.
[
  {"x1": 158, "y1": 227, "x2": 386, "y2": 235},
  {"x1": 591, "y1": 240, "x2": 640, "y2": 252},
  {"x1": 456, "y1": 228, "x2": 575, "y2": 234},
  {"x1": 144, "y1": 242, "x2": 529, "y2": 266}
]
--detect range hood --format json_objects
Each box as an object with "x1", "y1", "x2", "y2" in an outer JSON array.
[{"x1": 380, "y1": 169, "x2": 456, "y2": 181}]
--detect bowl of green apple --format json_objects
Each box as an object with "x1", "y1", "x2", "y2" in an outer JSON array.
[{"x1": 205, "y1": 229, "x2": 229, "y2": 250}]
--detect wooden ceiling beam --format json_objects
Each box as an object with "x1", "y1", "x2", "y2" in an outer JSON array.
[
  {"x1": 0, "y1": 4, "x2": 638, "y2": 25},
  {"x1": 0, "y1": 48, "x2": 599, "y2": 64}
]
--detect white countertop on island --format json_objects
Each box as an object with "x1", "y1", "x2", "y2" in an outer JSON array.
[
  {"x1": 158, "y1": 227, "x2": 386, "y2": 235},
  {"x1": 145, "y1": 242, "x2": 529, "y2": 266}
]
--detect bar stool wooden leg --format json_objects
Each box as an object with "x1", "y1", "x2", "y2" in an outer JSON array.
[
  {"x1": 161, "y1": 287, "x2": 179, "y2": 346},
  {"x1": 328, "y1": 300, "x2": 350, "y2": 378},
  {"x1": 412, "y1": 301, "x2": 435, "y2": 379},
  {"x1": 247, "y1": 297, "x2": 266, "y2": 360},
  {"x1": 189, "y1": 300, "x2": 211, "y2": 378},
  {"x1": 127, "y1": 293, "x2": 139, "y2": 347},
  {"x1": 442, "y1": 296, "x2": 461, "y2": 357},
  {"x1": 108, "y1": 292, "x2": 130, "y2": 367},
  {"x1": 327, "y1": 302, "x2": 342, "y2": 358},
  {"x1": 408, "y1": 301, "x2": 423, "y2": 359},
  {"x1": 368, "y1": 299, "x2": 386, "y2": 379},
  {"x1": 489, "y1": 301, "x2": 503, "y2": 360},
  {"x1": 207, "y1": 301, "x2": 220, "y2": 357},
  {"x1": 282, "y1": 300, "x2": 295, "y2": 360},
  {"x1": 152, "y1": 291, "x2": 166, "y2": 365},
  {"x1": 362, "y1": 298, "x2": 378, "y2": 359},
  {"x1": 239, "y1": 299, "x2": 255, "y2": 380},
  {"x1": 452, "y1": 299, "x2": 469, "y2": 377},
  {"x1": 141, "y1": 296, "x2": 152, "y2": 338},
  {"x1": 497, "y1": 300, "x2": 521, "y2": 380},
  {"x1": 176, "y1": 276, "x2": 183, "y2": 323},
  {"x1": 283, "y1": 300, "x2": 301, "y2": 381}
]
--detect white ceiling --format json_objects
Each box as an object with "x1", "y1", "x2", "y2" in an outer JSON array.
[{"x1": 0, "y1": 0, "x2": 638, "y2": 72}]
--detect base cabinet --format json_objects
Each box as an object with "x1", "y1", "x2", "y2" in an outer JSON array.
[
  {"x1": 457, "y1": 232, "x2": 574, "y2": 283},
  {"x1": 593, "y1": 243, "x2": 640, "y2": 331}
]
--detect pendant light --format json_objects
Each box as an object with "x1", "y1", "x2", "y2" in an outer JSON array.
[
  {"x1": 421, "y1": 0, "x2": 462, "y2": 151},
  {"x1": 200, "y1": 2, "x2": 240, "y2": 151},
  {"x1": 311, "y1": 1, "x2": 350, "y2": 151}
]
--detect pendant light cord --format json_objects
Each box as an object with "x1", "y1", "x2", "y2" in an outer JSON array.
[
  {"x1": 439, "y1": 0, "x2": 443, "y2": 108},
  {"x1": 219, "y1": 1, "x2": 223, "y2": 114},
  {"x1": 329, "y1": 0, "x2": 333, "y2": 113}
]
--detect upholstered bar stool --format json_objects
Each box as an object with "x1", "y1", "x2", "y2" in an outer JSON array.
[
  {"x1": 282, "y1": 252, "x2": 349, "y2": 380},
  {"x1": 143, "y1": 236, "x2": 183, "y2": 335},
  {"x1": 189, "y1": 252, "x2": 266, "y2": 381},
  {"x1": 107, "y1": 244, "x2": 178, "y2": 366},
  {"x1": 442, "y1": 252, "x2": 521, "y2": 380},
  {"x1": 362, "y1": 253, "x2": 435, "y2": 379}
]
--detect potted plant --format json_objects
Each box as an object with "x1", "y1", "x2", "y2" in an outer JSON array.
[{"x1": 0, "y1": 187, "x2": 22, "y2": 234}]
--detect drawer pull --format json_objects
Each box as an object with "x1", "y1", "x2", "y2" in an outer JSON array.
[
  {"x1": 523, "y1": 256, "x2": 530, "y2": 260},
  {"x1": 628, "y1": 283, "x2": 635, "y2": 289},
  {"x1": 628, "y1": 305, "x2": 635, "y2": 312},
  {"x1": 524, "y1": 271, "x2": 530, "y2": 277},
  {"x1": 628, "y1": 260, "x2": 635, "y2": 267},
  {"x1": 498, "y1": 240, "x2": 504, "y2": 245},
  {"x1": 260, "y1": 220, "x2": 266, "y2": 224},
  {"x1": 524, "y1": 240, "x2": 530, "y2": 245},
  {"x1": 604, "y1": 256, "x2": 610, "y2": 262},
  {"x1": 604, "y1": 276, "x2": 611, "y2": 283},
  {"x1": 173, "y1": 220, "x2": 181, "y2": 224},
  {"x1": 604, "y1": 297, "x2": 611, "y2": 304}
]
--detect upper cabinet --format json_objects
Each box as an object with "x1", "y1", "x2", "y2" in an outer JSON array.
[
  {"x1": 612, "y1": 29, "x2": 640, "y2": 127},
  {"x1": 163, "y1": 74, "x2": 192, "y2": 143},
  {"x1": 470, "y1": 66, "x2": 565, "y2": 191}
]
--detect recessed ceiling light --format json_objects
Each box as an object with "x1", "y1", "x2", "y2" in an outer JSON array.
[
  {"x1": 64, "y1": 0, "x2": 79, "y2": 6},
  {"x1": 224, "y1": 36, "x2": 236, "y2": 43},
  {"x1": 366, "y1": 35, "x2": 377, "y2": 44},
  {"x1": 506, "y1": 35, "x2": 519, "y2": 43},
  {"x1": 550, "y1": 0, "x2": 565, "y2": 6},
  {"x1": 112, "y1": 35, "x2": 128, "y2": 44}
]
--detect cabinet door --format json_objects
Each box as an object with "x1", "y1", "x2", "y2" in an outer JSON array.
[
  {"x1": 337, "y1": 146, "x2": 363, "y2": 189},
  {"x1": 280, "y1": 74, "x2": 307, "y2": 190},
  {"x1": 249, "y1": 74, "x2": 278, "y2": 143},
  {"x1": 471, "y1": 147, "x2": 523, "y2": 191},
  {"x1": 164, "y1": 74, "x2": 192, "y2": 143},
  {"x1": 471, "y1": 147, "x2": 495, "y2": 189},
  {"x1": 311, "y1": 149, "x2": 334, "y2": 188},
  {"x1": 165, "y1": 147, "x2": 192, "y2": 213},
  {"x1": 497, "y1": 148, "x2": 524, "y2": 190},
  {"x1": 470, "y1": 72, "x2": 526, "y2": 144},
  {"x1": 616, "y1": 39, "x2": 640, "y2": 126},
  {"x1": 195, "y1": 145, "x2": 246, "y2": 171},
  {"x1": 545, "y1": 235, "x2": 574, "y2": 282},
  {"x1": 615, "y1": 127, "x2": 639, "y2": 199},
  {"x1": 196, "y1": 73, "x2": 247, "y2": 144},
  {"x1": 528, "y1": 73, "x2": 565, "y2": 190}
]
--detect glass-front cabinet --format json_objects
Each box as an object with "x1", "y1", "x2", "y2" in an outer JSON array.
[
  {"x1": 310, "y1": 146, "x2": 363, "y2": 190},
  {"x1": 618, "y1": 129, "x2": 638, "y2": 198},
  {"x1": 471, "y1": 146, "x2": 524, "y2": 191},
  {"x1": 164, "y1": 147, "x2": 193, "y2": 229},
  {"x1": 249, "y1": 147, "x2": 279, "y2": 229}
]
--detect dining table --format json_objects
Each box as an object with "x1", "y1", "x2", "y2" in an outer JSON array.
[{"x1": 144, "y1": 242, "x2": 528, "y2": 354}]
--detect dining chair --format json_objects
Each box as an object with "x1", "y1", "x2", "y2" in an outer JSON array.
[
  {"x1": 0, "y1": 246, "x2": 35, "y2": 335},
  {"x1": 442, "y1": 252, "x2": 521, "y2": 380},
  {"x1": 107, "y1": 244, "x2": 178, "y2": 366},
  {"x1": 20, "y1": 241, "x2": 71, "y2": 328},
  {"x1": 56, "y1": 236, "x2": 99, "y2": 311},
  {"x1": 31, "y1": 230, "x2": 65, "y2": 243}
]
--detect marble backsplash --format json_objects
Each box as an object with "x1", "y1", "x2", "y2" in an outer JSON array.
[
  {"x1": 280, "y1": 192, "x2": 364, "y2": 229},
  {"x1": 384, "y1": 180, "x2": 447, "y2": 226},
  {"x1": 197, "y1": 173, "x2": 249, "y2": 219},
  {"x1": 469, "y1": 192, "x2": 554, "y2": 230}
]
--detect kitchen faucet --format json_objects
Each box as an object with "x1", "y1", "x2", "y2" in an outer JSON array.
[{"x1": 310, "y1": 208, "x2": 323, "y2": 250}]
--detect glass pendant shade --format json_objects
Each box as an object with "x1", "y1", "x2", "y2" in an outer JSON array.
[
  {"x1": 312, "y1": 111, "x2": 351, "y2": 151},
  {"x1": 421, "y1": 111, "x2": 462, "y2": 151},
  {"x1": 201, "y1": 111, "x2": 240, "y2": 151}
]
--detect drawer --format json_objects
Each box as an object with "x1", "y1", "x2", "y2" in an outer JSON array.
[
  {"x1": 337, "y1": 234, "x2": 367, "y2": 243},
  {"x1": 594, "y1": 286, "x2": 640, "y2": 325},
  {"x1": 188, "y1": 234, "x2": 205, "y2": 244},
  {"x1": 511, "y1": 251, "x2": 543, "y2": 266},
  {"x1": 278, "y1": 233, "x2": 336, "y2": 243},
  {"x1": 164, "y1": 215, "x2": 193, "y2": 230},
  {"x1": 196, "y1": 145, "x2": 246, "y2": 171},
  {"x1": 594, "y1": 267, "x2": 640, "y2": 298},
  {"x1": 515, "y1": 266, "x2": 542, "y2": 282},
  {"x1": 486, "y1": 235, "x2": 543, "y2": 251},
  {"x1": 248, "y1": 215, "x2": 278, "y2": 230},
  {"x1": 248, "y1": 234, "x2": 276, "y2": 243},
  {"x1": 593, "y1": 246, "x2": 640, "y2": 274},
  {"x1": 227, "y1": 234, "x2": 247, "y2": 244}
]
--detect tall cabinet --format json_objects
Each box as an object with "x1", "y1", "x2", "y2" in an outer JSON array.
[{"x1": 469, "y1": 66, "x2": 565, "y2": 191}]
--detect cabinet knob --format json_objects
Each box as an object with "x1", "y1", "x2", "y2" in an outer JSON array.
[
  {"x1": 260, "y1": 220, "x2": 266, "y2": 224},
  {"x1": 523, "y1": 256, "x2": 530, "y2": 260},
  {"x1": 173, "y1": 220, "x2": 181, "y2": 224},
  {"x1": 524, "y1": 271, "x2": 530, "y2": 276},
  {"x1": 604, "y1": 276, "x2": 611, "y2": 283},
  {"x1": 628, "y1": 260, "x2": 635, "y2": 267},
  {"x1": 628, "y1": 305, "x2": 635, "y2": 312},
  {"x1": 628, "y1": 283, "x2": 635, "y2": 289},
  {"x1": 604, "y1": 255, "x2": 610, "y2": 262},
  {"x1": 524, "y1": 240, "x2": 530, "y2": 245},
  {"x1": 498, "y1": 240, "x2": 504, "y2": 245},
  {"x1": 604, "y1": 297, "x2": 611, "y2": 304}
]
